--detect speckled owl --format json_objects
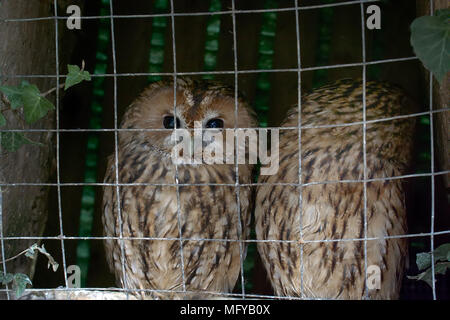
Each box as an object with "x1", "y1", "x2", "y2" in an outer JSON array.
[
  {"x1": 255, "y1": 79, "x2": 416, "y2": 299},
  {"x1": 102, "y1": 78, "x2": 256, "y2": 299}
]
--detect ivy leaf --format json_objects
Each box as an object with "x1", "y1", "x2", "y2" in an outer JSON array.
[
  {"x1": 416, "y1": 252, "x2": 431, "y2": 271},
  {"x1": 410, "y1": 9, "x2": 450, "y2": 83},
  {"x1": 0, "y1": 81, "x2": 54, "y2": 125},
  {"x1": 65, "y1": 64, "x2": 91, "y2": 90},
  {"x1": 434, "y1": 243, "x2": 450, "y2": 262},
  {"x1": 435, "y1": 262, "x2": 450, "y2": 275},
  {"x1": 1, "y1": 272, "x2": 32, "y2": 298},
  {"x1": 0, "y1": 81, "x2": 29, "y2": 109},
  {"x1": 21, "y1": 83, "x2": 55, "y2": 124},
  {"x1": 24, "y1": 243, "x2": 59, "y2": 272},
  {"x1": 36, "y1": 244, "x2": 59, "y2": 272},
  {"x1": 415, "y1": 243, "x2": 450, "y2": 271},
  {"x1": 0, "y1": 112, "x2": 5, "y2": 127},
  {"x1": 12, "y1": 273, "x2": 32, "y2": 298},
  {"x1": 408, "y1": 262, "x2": 450, "y2": 288},
  {"x1": 0, "y1": 132, "x2": 39, "y2": 152},
  {"x1": 0, "y1": 272, "x2": 13, "y2": 285}
]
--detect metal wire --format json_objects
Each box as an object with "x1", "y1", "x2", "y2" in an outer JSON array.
[
  {"x1": 2, "y1": 229, "x2": 450, "y2": 244},
  {"x1": 294, "y1": 0, "x2": 305, "y2": 299},
  {"x1": 1, "y1": 108, "x2": 448, "y2": 133},
  {"x1": 1, "y1": 55, "x2": 421, "y2": 79},
  {"x1": 0, "y1": 186, "x2": 10, "y2": 299},
  {"x1": 108, "y1": 0, "x2": 130, "y2": 300},
  {"x1": 428, "y1": 0, "x2": 437, "y2": 301},
  {"x1": 0, "y1": 0, "x2": 446, "y2": 300},
  {"x1": 169, "y1": 0, "x2": 188, "y2": 294},
  {"x1": 0, "y1": 170, "x2": 449, "y2": 192},
  {"x1": 359, "y1": 1, "x2": 369, "y2": 300},
  {"x1": 53, "y1": 0, "x2": 69, "y2": 290},
  {"x1": 231, "y1": 0, "x2": 247, "y2": 298},
  {"x1": 0, "y1": 0, "x2": 381, "y2": 22}
]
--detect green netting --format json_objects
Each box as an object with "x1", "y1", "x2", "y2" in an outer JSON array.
[
  {"x1": 202, "y1": 0, "x2": 222, "y2": 80},
  {"x1": 253, "y1": 0, "x2": 278, "y2": 128},
  {"x1": 148, "y1": 0, "x2": 169, "y2": 83},
  {"x1": 238, "y1": 0, "x2": 278, "y2": 293},
  {"x1": 76, "y1": 0, "x2": 111, "y2": 287},
  {"x1": 312, "y1": 0, "x2": 334, "y2": 89}
]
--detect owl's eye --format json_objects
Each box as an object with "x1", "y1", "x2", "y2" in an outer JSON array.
[
  {"x1": 205, "y1": 118, "x2": 224, "y2": 129},
  {"x1": 163, "y1": 116, "x2": 181, "y2": 129}
]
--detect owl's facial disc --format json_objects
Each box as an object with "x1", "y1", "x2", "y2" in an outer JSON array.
[
  {"x1": 161, "y1": 112, "x2": 224, "y2": 158},
  {"x1": 120, "y1": 79, "x2": 255, "y2": 160}
]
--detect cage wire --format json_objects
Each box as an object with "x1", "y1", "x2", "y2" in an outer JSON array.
[
  {"x1": 0, "y1": 0, "x2": 449, "y2": 300},
  {"x1": 75, "y1": 0, "x2": 111, "y2": 288}
]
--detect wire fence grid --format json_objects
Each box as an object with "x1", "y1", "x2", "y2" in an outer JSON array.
[{"x1": 0, "y1": 0, "x2": 448, "y2": 300}]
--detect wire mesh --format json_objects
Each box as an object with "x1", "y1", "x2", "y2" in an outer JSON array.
[
  {"x1": 52, "y1": 0, "x2": 69, "y2": 290},
  {"x1": 0, "y1": 0, "x2": 448, "y2": 300}
]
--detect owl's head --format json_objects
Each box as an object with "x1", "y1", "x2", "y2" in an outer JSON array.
[{"x1": 119, "y1": 78, "x2": 257, "y2": 158}]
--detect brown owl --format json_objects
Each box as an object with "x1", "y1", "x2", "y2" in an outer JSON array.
[
  {"x1": 102, "y1": 78, "x2": 257, "y2": 299},
  {"x1": 255, "y1": 79, "x2": 416, "y2": 299}
]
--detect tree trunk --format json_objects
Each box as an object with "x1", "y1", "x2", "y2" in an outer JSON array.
[{"x1": 0, "y1": 0, "x2": 78, "y2": 289}]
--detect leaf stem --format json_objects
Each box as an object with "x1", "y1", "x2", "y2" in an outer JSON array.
[
  {"x1": 0, "y1": 247, "x2": 31, "y2": 264},
  {"x1": 41, "y1": 83, "x2": 65, "y2": 97}
]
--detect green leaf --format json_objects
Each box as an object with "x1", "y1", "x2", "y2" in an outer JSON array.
[
  {"x1": 410, "y1": 9, "x2": 450, "y2": 83},
  {"x1": 435, "y1": 261, "x2": 450, "y2": 275},
  {"x1": 415, "y1": 243, "x2": 450, "y2": 271},
  {"x1": 21, "y1": 83, "x2": 55, "y2": 123},
  {"x1": 437, "y1": 8, "x2": 450, "y2": 18},
  {"x1": 0, "y1": 112, "x2": 5, "y2": 127},
  {"x1": 434, "y1": 243, "x2": 450, "y2": 262},
  {"x1": 408, "y1": 262, "x2": 450, "y2": 288},
  {"x1": 0, "y1": 132, "x2": 39, "y2": 152},
  {"x1": 416, "y1": 252, "x2": 431, "y2": 271},
  {"x1": 0, "y1": 81, "x2": 29, "y2": 109},
  {"x1": 407, "y1": 269, "x2": 432, "y2": 287},
  {"x1": 0, "y1": 81, "x2": 54, "y2": 124},
  {"x1": 12, "y1": 273, "x2": 32, "y2": 298},
  {"x1": 65, "y1": 64, "x2": 91, "y2": 90},
  {"x1": 0, "y1": 272, "x2": 13, "y2": 285}
]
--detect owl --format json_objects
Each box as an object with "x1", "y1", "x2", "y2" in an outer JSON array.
[
  {"x1": 102, "y1": 78, "x2": 257, "y2": 299},
  {"x1": 255, "y1": 79, "x2": 416, "y2": 299}
]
